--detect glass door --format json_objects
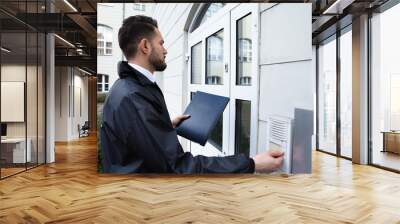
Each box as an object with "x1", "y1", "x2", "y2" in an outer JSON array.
[
  {"x1": 187, "y1": 4, "x2": 259, "y2": 158},
  {"x1": 188, "y1": 10, "x2": 230, "y2": 157}
]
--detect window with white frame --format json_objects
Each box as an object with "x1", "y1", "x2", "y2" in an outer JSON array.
[
  {"x1": 97, "y1": 25, "x2": 113, "y2": 56},
  {"x1": 133, "y1": 3, "x2": 145, "y2": 11},
  {"x1": 97, "y1": 74, "x2": 109, "y2": 92},
  {"x1": 188, "y1": 5, "x2": 258, "y2": 158},
  {"x1": 200, "y1": 3, "x2": 225, "y2": 26}
]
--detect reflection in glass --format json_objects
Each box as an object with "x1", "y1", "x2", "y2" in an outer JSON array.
[
  {"x1": 318, "y1": 37, "x2": 337, "y2": 154},
  {"x1": 340, "y1": 29, "x2": 352, "y2": 158},
  {"x1": 235, "y1": 100, "x2": 251, "y2": 157},
  {"x1": 237, "y1": 14, "x2": 252, "y2": 86},
  {"x1": 206, "y1": 30, "x2": 224, "y2": 85},
  {"x1": 191, "y1": 42, "x2": 202, "y2": 84},
  {"x1": 208, "y1": 115, "x2": 223, "y2": 151}
]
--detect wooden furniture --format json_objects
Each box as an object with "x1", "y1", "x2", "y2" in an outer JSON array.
[{"x1": 382, "y1": 131, "x2": 400, "y2": 154}]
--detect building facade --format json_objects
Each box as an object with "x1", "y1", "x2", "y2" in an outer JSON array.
[{"x1": 97, "y1": 3, "x2": 154, "y2": 93}]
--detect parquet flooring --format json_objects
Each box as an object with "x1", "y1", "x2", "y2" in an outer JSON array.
[{"x1": 1, "y1": 134, "x2": 400, "y2": 223}]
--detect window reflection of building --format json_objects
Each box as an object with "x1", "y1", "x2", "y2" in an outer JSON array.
[
  {"x1": 237, "y1": 14, "x2": 252, "y2": 86},
  {"x1": 206, "y1": 30, "x2": 224, "y2": 85},
  {"x1": 238, "y1": 38, "x2": 252, "y2": 85}
]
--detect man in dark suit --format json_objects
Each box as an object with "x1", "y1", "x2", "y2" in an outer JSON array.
[{"x1": 100, "y1": 15, "x2": 284, "y2": 173}]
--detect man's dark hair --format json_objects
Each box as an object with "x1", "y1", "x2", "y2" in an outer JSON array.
[{"x1": 118, "y1": 15, "x2": 158, "y2": 59}]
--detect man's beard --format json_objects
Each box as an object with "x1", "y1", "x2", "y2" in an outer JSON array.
[{"x1": 149, "y1": 51, "x2": 167, "y2": 71}]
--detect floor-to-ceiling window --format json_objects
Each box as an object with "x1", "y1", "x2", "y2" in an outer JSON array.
[
  {"x1": 317, "y1": 35, "x2": 337, "y2": 155},
  {"x1": 339, "y1": 26, "x2": 352, "y2": 159},
  {"x1": 317, "y1": 24, "x2": 353, "y2": 159},
  {"x1": 370, "y1": 2, "x2": 400, "y2": 171},
  {"x1": 0, "y1": 0, "x2": 46, "y2": 179}
]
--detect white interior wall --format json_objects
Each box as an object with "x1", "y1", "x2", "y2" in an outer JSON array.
[{"x1": 54, "y1": 67, "x2": 89, "y2": 141}]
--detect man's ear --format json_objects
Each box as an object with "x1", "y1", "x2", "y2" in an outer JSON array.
[{"x1": 138, "y1": 38, "x2": 151, "y2": 55}]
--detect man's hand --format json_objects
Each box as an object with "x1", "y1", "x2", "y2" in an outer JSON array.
[
  {"x1": 171, "y1": 114, "x2": 191, "y2": 128},
  {"x1": 252, "y1": 150, "x2": 284, "y2": 173}
]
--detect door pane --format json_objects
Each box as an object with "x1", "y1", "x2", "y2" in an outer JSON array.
[
  {"x1": 318, "y1": 37, "x2": 337, "y2": 154},
  {"x1": 235, "y1": 100, "x2": 251, "y2": 157},
  {"x1": 206, "y1": 30, "x2": 223, "y2": 85},
  {"x1": 236, "y1": 14, "x2": 252, "y2": 86},
  {"x1": 191, "y1": 42, "x2": 202, "y2": 84},
  {"x1": 340, "y1": 29, "x2": 352, "y2": 158}
]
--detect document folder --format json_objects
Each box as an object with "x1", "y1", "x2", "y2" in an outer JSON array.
[{"x1": 176, "y1": 91, "x2": 229, "y2": 146}]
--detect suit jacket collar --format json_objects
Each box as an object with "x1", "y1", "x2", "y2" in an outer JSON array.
[{"x1": 118, "y1": 61, "x2": 154, "y2": 86}]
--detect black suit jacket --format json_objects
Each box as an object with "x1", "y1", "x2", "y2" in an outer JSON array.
[{"x1": 100, "y1": 61, "x2": 255, "y2": 173}]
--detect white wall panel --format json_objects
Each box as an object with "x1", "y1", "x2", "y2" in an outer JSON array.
[
  {"x1": 260, "y1": 3, "x2": 312, "y2": 65},
  {"x1": 259, "y1": 60, "x2": 313, "y2": 121}
]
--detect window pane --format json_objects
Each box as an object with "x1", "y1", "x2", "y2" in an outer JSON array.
[
  {"x1": 235, "y1": 100, "x2": 251, "y2": 157},
  {"x1": 340, "y1": 29, "x2": 352, "y2": 158},
  {"x1": 237, "y1": 14, "x2": 252, "y2": 86},
  {"x1": 106, "y1": 49, "x2": 112, "y2": 55},
  {"x1": 106, "y1": 42, "x2": 112, "y2": 48},
  {"x1": 97, "y1": 74, "x2": 102, "y2": 83},
  {"x1": 97, "y1": 48, "x2": 104, "y2": 56},
  {"x1": 371, "y1": 3, "x2": 400, "y2": 171},
  {"x1": 206, "y1": 30, "x2": 223, "y2": 85},
  {"x1": 191, "y1": 42, "x2": 202, "y2": 84},
  {"x1": 105, "y1": 84, "x2": 109, "y2": 91},
  {"x1": 318, "y1": 37, "x2": 337, "y2": 154},
  {"x1": 97, "y1": 84, "x2": 103, "y2": 92},
  {"x1": 208, "y1": 115, "x2": 223, "y2": 151},
  {"x1": 104, "y1": 75, "x2": 109, "y2": 83}
]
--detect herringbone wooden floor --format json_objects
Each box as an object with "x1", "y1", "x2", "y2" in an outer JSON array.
[{"x1": 1, "y1": 135, "x2": 400, "y2": 223}]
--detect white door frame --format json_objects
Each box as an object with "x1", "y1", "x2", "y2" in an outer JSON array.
[
  {"x1": 186, "y1": 3, "x2": 260, "y2": 157},
  {"x1": 229, "y1": 4, "x2": 260, "y2": 157},
  {"x1": 187, "y1": 8, "x2": 231, "y2": 157}
]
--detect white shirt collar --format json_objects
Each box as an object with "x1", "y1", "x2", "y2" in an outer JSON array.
[{"x1": 128, "y1": 62, "x2": 156, "y2": 83}]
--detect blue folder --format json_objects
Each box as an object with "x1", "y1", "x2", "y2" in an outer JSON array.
[{"x1": 176, "y1": 91, "x2": 229, "y2": 146}]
